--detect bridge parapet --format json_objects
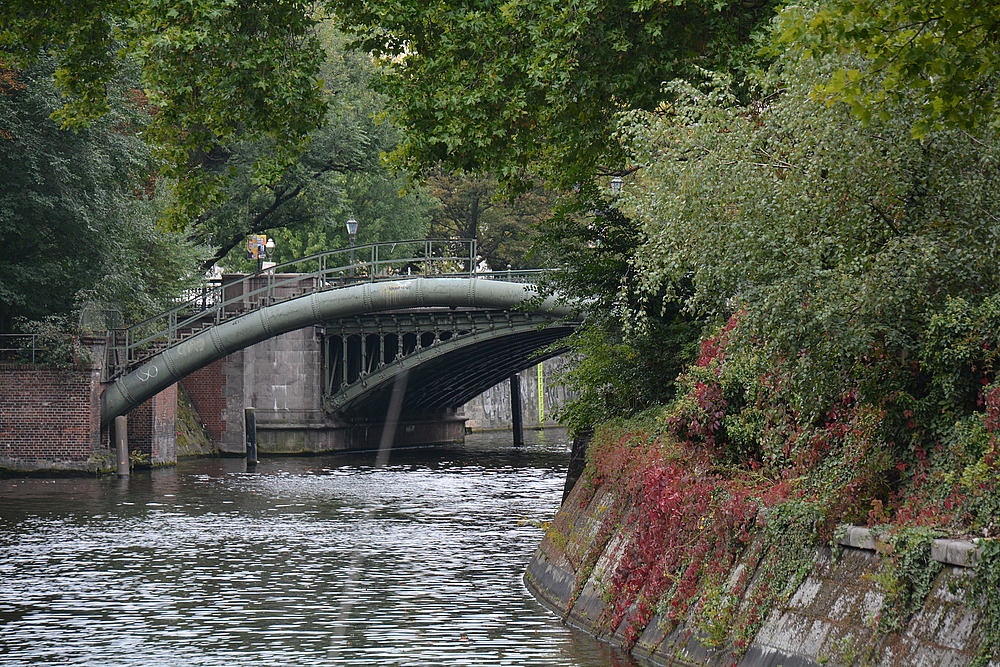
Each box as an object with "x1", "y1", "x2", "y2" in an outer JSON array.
[{"x1": 105, "y1": 239, "x2": 549, "y2": 378}]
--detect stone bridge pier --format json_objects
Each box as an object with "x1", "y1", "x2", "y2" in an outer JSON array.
[{"x1": 180, "y1": 325, "x2": 467, "y2": 455}]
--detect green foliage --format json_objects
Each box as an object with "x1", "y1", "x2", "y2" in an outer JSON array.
[
  {"x1": 553, "y1": 320, "x2": 697, "y2": 435},
  {"x1": 329, "y1": 0, "x2": 779, "y2": 189},
  {"x1": 773, "y1": 0, "x2": 1000, "y2": 136},
  {"x1": 213, "y1": 164, "x2": 431, "y2": 273},
  {"x1": 867, "y1": 526, "x2": 944, "y2": 634},
  {"x1": 535, "y1": 188, "x2": 703, "y2": 434},
  {"x1": 191, "y1": 25, "x2": 432, "y2": 270},
  {"x1": 615, "y1": 42, "x2": 1000, "y2": 481},
  {"x1": 0, "y1": 55, "x2": 206, "y2": 331},
  {"x1": 970, "y1": 539, "x2": 1000, "y2": 666},
  {"x1": 17, "y1": 316, "x2": 92, "y2": 369},
  {"x1": 128, "y1": 449, "x2": 150, "y2": 469},
  {"x1": 537, "y1": 193, "x2": 643, "y2": 312},
  {"x1": 1, "y1": 0, "x2": 328, "y2": 222},
  {"x1": 516, "y1": 3, "x2": 1000, "y2": 660},
  {"x1": 921, "y1": 296, "x2": 1000, "y2": 404}
]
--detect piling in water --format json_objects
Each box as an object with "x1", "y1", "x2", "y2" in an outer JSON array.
[
  {"x1": 510, "y1": 374, "x2": 524, "y2": 447},
  {"x1": 245, "y1": 407, "x2": 258, "y2": 464},
  {"x1": 114, "y1": 415, "x2": 129, "y2": 477}
]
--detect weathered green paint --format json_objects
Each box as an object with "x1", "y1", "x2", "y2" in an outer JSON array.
[{"x1": 101, "y1": 278, "x2": 575, "y2": 424}]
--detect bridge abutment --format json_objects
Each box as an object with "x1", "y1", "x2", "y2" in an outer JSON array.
[
  {"x1": 124, "y1": 383, "x2": 177, "y2": 468},
  {"x1": 0, "y1": 338, "x2": 179, "y2": 475},
  {"x1": 462, "y1": 358, "x2": 571, "y2": 431},
  {"x1": 181, "y1": 326, "x2": 470, "y2": 455}
]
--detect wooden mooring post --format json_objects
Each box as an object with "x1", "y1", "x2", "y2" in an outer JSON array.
[
  {"x1": 510, "y1": 373, "x2": 524, "y2": 447},
  {"x1": 245, "y1": 407, "x2": 258, "y2": 465}
]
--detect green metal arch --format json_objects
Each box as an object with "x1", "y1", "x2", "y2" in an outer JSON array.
[{"x1": 101, "y1": 278, "x2": 575, "y2": 424}]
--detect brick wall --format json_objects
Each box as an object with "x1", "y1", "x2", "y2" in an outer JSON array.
[
  {"x1": 0, "y1": 363, "x2": 104, "y2": 472},
  {"x1": 126, "y1": 384, "x2": 177, "y2": 467},
  {"x1": 181, "y1": 358, "x2": 228, "y2": 442}
]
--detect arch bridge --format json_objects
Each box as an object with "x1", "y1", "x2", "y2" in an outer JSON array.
[{"x1": 102, "y1": 239, "x2": 579, "y2": 429}]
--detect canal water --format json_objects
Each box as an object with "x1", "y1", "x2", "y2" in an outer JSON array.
[{"x1": 0, "y1": 429, "x2": 639, "y2": 667}]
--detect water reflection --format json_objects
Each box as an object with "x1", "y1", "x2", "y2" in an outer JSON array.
[{"x1": 0, "y1": 430, "x2": 639, "y2": 667}]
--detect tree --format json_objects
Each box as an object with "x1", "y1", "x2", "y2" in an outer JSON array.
[
  {"x1": 528, "y1": 186, "x2": 703, "y2": 433},
  {"x1": 615, "y1": 49, "x2": 1000, "y2": 481},
  {"x1": 2, "y1": 13, "x2": 431, "y2": 334},
  {"x1": 193, "y1": 27, "x2": 432, "y2": 271},
  {"x1": 328, "y1": 0, "x2": 778, "y2": 189},
  {"x1": 1, "y1": 0, "x2": 327, "y2": 222},
  {"x1": 0, "y1": 55, "x2": 204, "y2": 332},
  {"x1": 225, "y1": 169, "x2": 433, "y2": 273},
  {"x1": 423, "y1": 167, "x2": 551, "y2": 270},
  {"x1": 773, "y1": 0, "x2": 1000, "y2": 136}
]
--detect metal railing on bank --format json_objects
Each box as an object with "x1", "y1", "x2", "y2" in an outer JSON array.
[
  {"x1": 0, "y1": 334, "x2": 40, "y2": 364},
  {"x1": 104, "y1": 239, "x2": 547, "y2": 378}
]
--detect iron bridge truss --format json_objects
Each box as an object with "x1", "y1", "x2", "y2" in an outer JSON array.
[{"x1": 321, "y1": 308, "x2": 575, "y2": 417}]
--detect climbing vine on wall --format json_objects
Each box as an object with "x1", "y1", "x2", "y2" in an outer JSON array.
[
  {"x1": 866, "y1": 526, "x2": 944, "y2": 634},
  {"x1": 970, "y1": 539, "x2": 1000, "y2": 667},
  {"x1": 577, "y1": 413, "x2": 821, "y2": 658},
  {"x1": 571, "y1": 309, "x2": 1000, "y2": 662}
]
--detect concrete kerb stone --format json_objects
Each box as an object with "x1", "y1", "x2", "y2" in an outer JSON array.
[{"x1": 837, "y1": 526, "x2": 980, "y2": 568}]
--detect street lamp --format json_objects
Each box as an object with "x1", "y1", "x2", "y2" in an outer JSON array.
[
  {"x1": 345, "y1": 214, "x2": 358, "y2": 277},
  {"x1": 262, "y1": 237, "x2": 276, "y2": 273},
  {"x1": 610, "y1": 176, "x2": 624, "y2": 192}
]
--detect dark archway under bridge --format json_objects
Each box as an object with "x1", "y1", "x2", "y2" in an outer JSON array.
[{"x1": 321, "y1": 307, "x2": 576, "y2": 422}]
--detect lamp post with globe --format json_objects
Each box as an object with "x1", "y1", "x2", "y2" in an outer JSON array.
[{"x1": 346, "y1": 215, "x2": 359, "y2": 277}]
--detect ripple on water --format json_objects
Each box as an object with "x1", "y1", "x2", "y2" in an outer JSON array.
[{"x1": 0, "y1": 430, "x2": 639, "y2": 667}]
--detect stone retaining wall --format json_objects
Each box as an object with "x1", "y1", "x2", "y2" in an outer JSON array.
[
  {"x1": 525, "y1": 480, "x2": 998, "y2": 667},
  {"x1": 462, "y1": 357, "x2": 572, "y2": 430}
]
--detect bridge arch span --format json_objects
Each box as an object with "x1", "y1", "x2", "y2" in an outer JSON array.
[
  {"x1": 101, "y1": 278, "x2": 576, "y2": 424},
  {"x1": 327, "y1": 321, "x2": 576, "y2": 419}
]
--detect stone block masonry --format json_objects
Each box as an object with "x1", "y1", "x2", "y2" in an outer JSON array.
[
  {"x1": 180, "y1": 327, "x2": 329, "y2": 455},
  {"x1": 182, "y1": 326, "x2": 468, "y2": 456},
  {"x1": 526, "y1": 481, "x2": 998, "y2": 667}
]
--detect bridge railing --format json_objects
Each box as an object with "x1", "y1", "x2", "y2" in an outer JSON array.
[{"x1": 105, "y1": 238, "x2": 548, "y2": 376}]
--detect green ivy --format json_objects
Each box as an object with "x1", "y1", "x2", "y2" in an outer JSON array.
[
  {"x1": 970, "y1": 539, "x2": 1000, "y2": 666},
  {"x1": 867, "y1": 526, "x2": 944, "y2": 634}
]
